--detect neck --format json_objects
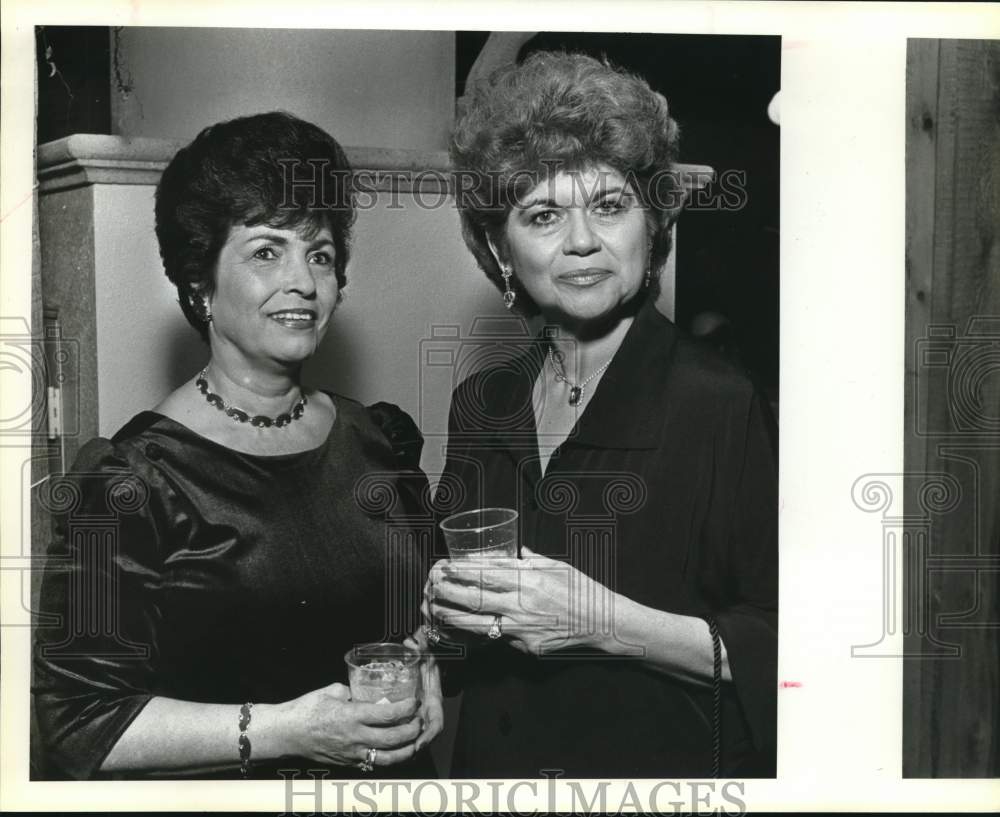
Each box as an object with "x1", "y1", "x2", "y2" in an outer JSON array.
[
  {"x1": 204, "y1": 350, "x2": 303, "y2": 414},
  {"x1": 545, "y1": 310, "x2": 636, "y2": 379}
]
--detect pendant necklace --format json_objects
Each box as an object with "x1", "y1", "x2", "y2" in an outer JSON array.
[
  {"x1": 195, "y1": 368, "x2": 307, "y2": 428},
  {"x1": 547, "y1": 347, "x2": 613, "y2": 406}
]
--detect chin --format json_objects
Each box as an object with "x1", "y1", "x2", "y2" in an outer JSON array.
[
  {"x1": 562, "y1": 297, "x2": 625, "y2": 320},
  {"x1": 552, "y1": 295, "x2": 642, "y2": 328},
  {"x1": 270, "y1": 341, "x2": 318, "y2": 366}
]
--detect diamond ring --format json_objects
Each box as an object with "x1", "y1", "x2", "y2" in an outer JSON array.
[
  {"x1": 487, "y1": 614, "x2": 503, "y2": 640},
  {"x1": 358, "y1": 746, "x2": 377, "y2": 773}
]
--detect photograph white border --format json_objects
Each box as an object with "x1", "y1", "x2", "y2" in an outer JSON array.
[{"x1": 3, "y1": 0, "x2": 1000, "y2": 812}]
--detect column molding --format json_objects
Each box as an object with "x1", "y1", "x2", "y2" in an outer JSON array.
[{"x1": 37, "y1": 134, "x2": 712, "y2": 199}]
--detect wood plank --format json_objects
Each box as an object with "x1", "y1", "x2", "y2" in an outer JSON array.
[
  {"x1": 903, "y1": 37, "x2": 939, "y2": 777},
  {"x1": 906, "y1": 37, "x2": 1000, "y2": 778}
]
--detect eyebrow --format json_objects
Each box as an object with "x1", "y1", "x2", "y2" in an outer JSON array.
[
  {"x1": 305, "y1": 237, "x2": 335, "y2": 250},
  {"x1": 519, "y1": 184, "x2": 629, "y2": 209},
  {"x1": 241, "y1": 231, "x2": 334, "y2": 249}
]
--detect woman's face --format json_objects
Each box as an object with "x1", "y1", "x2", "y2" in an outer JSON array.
[
  {"x1": 499, "y1": 164, "x2": 651, "y2": 325},
  {"x1": 205, "y1": 222, "x2": 339, "y2": 371}
]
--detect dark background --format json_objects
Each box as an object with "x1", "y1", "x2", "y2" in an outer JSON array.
[{"x1": 35, "y1": 26, "x2": 112, "y2": 143}]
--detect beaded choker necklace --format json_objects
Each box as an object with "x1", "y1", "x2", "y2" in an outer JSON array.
[{"x1": 195, "y1": 368, "x2": 307, "y2": 428}]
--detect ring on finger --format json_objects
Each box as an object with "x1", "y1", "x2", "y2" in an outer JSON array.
[
  {"x1": 358, "y1": 746, "x2": 377, "y2": 773},
  {"x1": 487, "y1": 614, "x2": 503, "y2": 640},
  {"x1": 425, "y1": 624, "x2": 442, "y2": 645}
]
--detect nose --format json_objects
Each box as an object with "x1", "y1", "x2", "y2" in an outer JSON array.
[
  {"x1": 562, "y1": 210, "x2": 601, "y2": 256},
  {"x1": 283, "y1": 252, "x2": 317, "y2": 297}
]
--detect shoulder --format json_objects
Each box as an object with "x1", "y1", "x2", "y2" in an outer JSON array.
[
  {"x1": 636, "y1": 309, "x2": 768, "y2": 432},
  {"x1": 654, "y1": 315, "x2": 758, "y2": 407},
  {"x1": 322, "y1": 391, "x2": 375, "y2": 438},
  {"x1": 66, "y1": 437, "x2": 131, "y2": 482},
  {"x1": 665, "y1": 333, "x2": 776, "y2": 447},
  {"x1": 451, "y1": 342, "x2": 539, "y2": 406},
  {"x1": 367, "y1": 401, "x2": 424, "y2": 470},
  {"x1": 49, "y1": 416, "x2": 166, "y2": 520},
  {"x1": 70, "y1": 412, "x2": 165, "y2": 471},
  {"x1": 450, "y1": 367, "x2": 486, "y2": 408},
  {"x1": 445, "y1": 352, "x2": 536, "y2": 440},
  {"x1": 326, "y1": 393, "x2": 424, "y2": 471}
]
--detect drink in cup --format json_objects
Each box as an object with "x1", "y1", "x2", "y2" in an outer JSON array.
[
  {"x1": 438, "y1": 507, "x2": 518, "y2": 560},
  {"x1": 344, "y1": 642, "x2": 422, "y2": 704},
  {"x1": 432, "y1": 508, "x2": 518, "y2": 646}
]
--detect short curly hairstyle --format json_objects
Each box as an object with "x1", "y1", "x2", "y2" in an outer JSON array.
[
  {"x1": 155, "y1": 111, "x2": 355, "y2": 341},
  {"x1": 450, "y1": 51, "x2": 682, "y2": 314}
]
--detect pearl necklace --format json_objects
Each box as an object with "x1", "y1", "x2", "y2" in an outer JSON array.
[
  {"x1": 547, "y1": 348, "x2": 613, "y2": 406},
  {"x1": 195, "y1": 368, "x2": 307, "y2": 428}
]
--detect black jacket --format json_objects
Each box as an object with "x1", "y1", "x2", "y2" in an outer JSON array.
[{"x1": 436, "y1": 299, "x2": 778, "y2": 778}]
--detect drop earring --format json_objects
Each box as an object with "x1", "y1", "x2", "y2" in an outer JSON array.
[
  {"x1": 501, "y1": 266, "x2": 516, "y2": 310},
  {"x1": 643, "y1": 268, "x2": 651, "y2": 289},
  {"x1": 190, "y1": 292, "x2": 213, "y2": 323}
]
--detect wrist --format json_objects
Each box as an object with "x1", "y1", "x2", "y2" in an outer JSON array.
[
  {"x1": 592, "y1": 589, "x2": 634, "y2": 654},
  {"x1": 247, "y1": 701, "x2": 294, "y2": 761},
  {"x1": 598, "y1": 593, "x2": 642, "y2": 655}
]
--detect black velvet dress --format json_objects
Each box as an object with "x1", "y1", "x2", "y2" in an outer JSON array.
[
  {"x1": 33, "y1": 395, "x2": 436, "y2": 780},
  {"x1": 435, "y1": 300, "x2": 778, "y2": 779}
]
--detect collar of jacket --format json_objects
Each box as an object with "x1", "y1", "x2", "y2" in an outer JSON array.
[{"x1": 484, "y1": 297, "x2": 679, "y2": 451}]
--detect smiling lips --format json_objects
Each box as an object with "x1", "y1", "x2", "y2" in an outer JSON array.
[
  {"x1": 269, "y1": 309, "x2": 317, "y2": 328},
  {"x1": 557, "y1": 268, "x2": 613, "y2": 287}
]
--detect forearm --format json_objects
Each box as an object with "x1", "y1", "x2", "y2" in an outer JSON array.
[
  {"x1": 598, "y1": 594, "x2": 731, "y2": 687},
  {"x1": 101, "y1": 697, "x2": 293, "y2": 774}
]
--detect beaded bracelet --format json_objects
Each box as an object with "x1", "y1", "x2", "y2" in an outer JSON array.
[
  {"x1": 238, "y1": 702, "x2": 254, "y2": 777},
  {"x1": 704, "y1": 617, "x2": 722, "y2": 778}
]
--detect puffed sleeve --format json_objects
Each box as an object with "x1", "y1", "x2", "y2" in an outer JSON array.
[
  {"x1": 33, "y1": 438, "x2": 162, "y2": 779},
  {"x1": 701, "y1": 387, "x2": 778, "y2": 757},
  {"x1": 367, "y1": 401, "x2": 424, "y2": 471},
  {"x1": 365, "y1": 402, "x2": 434, "y2": 638}
]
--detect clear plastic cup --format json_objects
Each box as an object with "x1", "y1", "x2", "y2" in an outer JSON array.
[
  {"x1": 430, "y1": 508, "x2": 519, "y2": 647},
  {"x1": 344, "y1": 642, "x2": 422, "y2": 704},
  {"x1": 438, "y1": 507, "x2": 518, "y2": 560}
]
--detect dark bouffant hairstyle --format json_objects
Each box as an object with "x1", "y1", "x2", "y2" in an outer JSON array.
[
  {"x1": 450, "y1": 51, "x2": 682, "y2": 314},
  {"x1": 155, "y1": 111, "x2": 355, "y2": 340}
]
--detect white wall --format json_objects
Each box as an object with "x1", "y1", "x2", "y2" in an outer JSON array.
[
  {"x1": 112, "y1": 28, "x2": 455, "y2": 150},
  {"x1": 93, "y1": 183, "x2": 205, "y2": 438}
]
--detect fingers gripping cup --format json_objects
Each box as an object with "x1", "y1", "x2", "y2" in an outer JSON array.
[
  {"x1": 433, "y1": 508, "x2": 518, "y2": 646},
  {"x1": 438, "y1": 507, "x2": 519, "y2": 560},
  {"x1": 344, "y1": 642, "x2": 422, "y2": 704}
]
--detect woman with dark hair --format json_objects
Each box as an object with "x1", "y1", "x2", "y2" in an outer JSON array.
[
  {"x1": 427, "y1": 52, "x2": 778, "y2": 778},
  {"x1": 34, "y1": 111, "x2": 442, "y2": 779}
]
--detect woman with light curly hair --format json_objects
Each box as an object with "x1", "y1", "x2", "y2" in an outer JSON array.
[{"x1": 426, "y1": 51, "x2": 778, "y2": 778}]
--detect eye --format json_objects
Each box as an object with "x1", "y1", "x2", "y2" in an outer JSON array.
[
  {"x1": 530, "y1": 209, "x2": 559, "y2": 226},
  {"x1": 253, "y1": 246, "x2": 278, "y2": 261},
  {"x1": 594, "y1": 197, "x2": 628, "y2": 216},
  {"x1": 309, "y1": 251, "x2": 334, "y2": 267}
]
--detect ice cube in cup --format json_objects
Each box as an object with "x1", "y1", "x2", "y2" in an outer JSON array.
[
  {"x1": 344, "y1": 642, "x2": 422, "y2": 704},
  {"x1": 438, "y1": 507, "x2": 518, "y2": 560}
]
